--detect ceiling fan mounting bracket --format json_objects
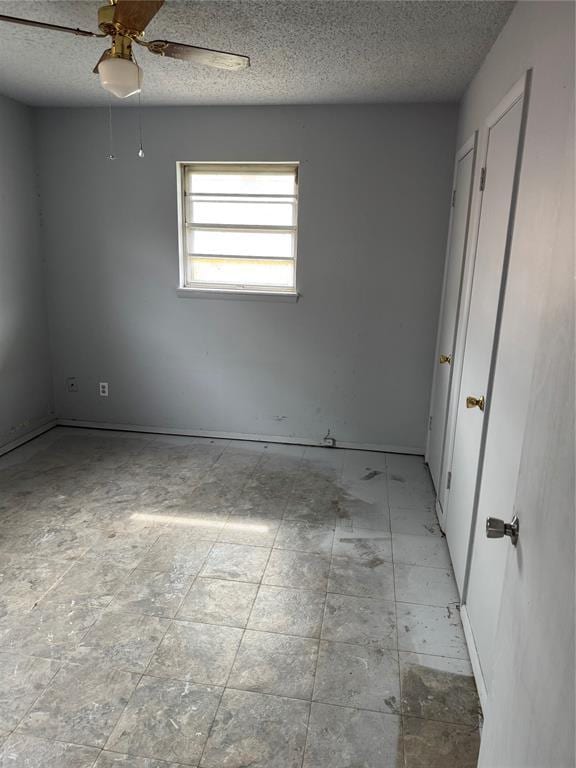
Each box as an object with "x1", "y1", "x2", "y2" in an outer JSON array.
[
  {"x1": 97, "y1": 3, "x2": 144, "y2": 42},
  {"x1": 97, "y1": 4, "x2": 116, "y2": 36}
]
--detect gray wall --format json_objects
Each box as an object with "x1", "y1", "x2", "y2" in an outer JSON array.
[
  {"x1": 36, "y1": 103, "x2": 456, "y2": 452},
  {"x1": 0, "y1": 94, "x2": 53, "y2": 450},
  {"x1": 454, "y1": 3, "x2": 575, "y2": 766}
]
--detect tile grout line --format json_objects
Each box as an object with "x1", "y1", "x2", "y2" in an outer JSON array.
[
  {"x1": 71, "y1": 656, "x2": 472, "y2": 768},
  {"x1": 0, "y1": 584, "x2": 467, "y2": 668},
  {"x1": 386, "y1": 457, "x2": 411, "y2": 768},
  {"x1": 387, "y1": 455, "x2": 407, "y2": 765},
  {"x1": 196, "y1": 492, "x2": 284, "y2": 768},
  {"x1": 298, "y1": 453, "x2": 353, "y2": 767},
  {"x1": 2, "y1": 554, "x2": 461, "y2": 643},
  {"x1": 96, "y1": 744, "x2": 194, "y2": 767},
  {"x1": 3, "y1": 654, "x2": 64, "y2": 745},
  {"x1": 135, "y1": 534, "x2": 220, "y2": 679},
  {"x1": 299, "y1": 491, "x2": 338, "y2": 768},
  {"x1": 96, "y1": 534, "x2": 221, "y2": 759}
]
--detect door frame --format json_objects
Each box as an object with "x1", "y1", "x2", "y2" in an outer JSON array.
[
  {"x1": 455, "y1": 70, "x2": 533, "y2": 709},
  {"x1": 426, "y1": 131, "x2": 478, "y2": 528}
]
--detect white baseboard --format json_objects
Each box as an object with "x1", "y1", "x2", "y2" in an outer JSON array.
[
  {"x1": 0, "y1": 418, "x2": 58, "y2": 458},
  {"x1": 460, "y1": 603, "x2": 488, "y2": 712},
  {"x1": 55, "y1": 418, "x2": 423, "y2": 456}
]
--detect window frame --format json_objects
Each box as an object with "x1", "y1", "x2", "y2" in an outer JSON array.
[{"x1": 176, "y1": 161, "x2": 300, "y2": 300}]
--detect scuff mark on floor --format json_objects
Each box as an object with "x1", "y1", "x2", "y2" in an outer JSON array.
[{"x1": 361, "y1": 469, "x2": 383, "y2": 480}]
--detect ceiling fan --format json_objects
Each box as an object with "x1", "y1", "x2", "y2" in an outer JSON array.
[{"x1": 0, "y1": 1, "x2": 250, "y2": 98}]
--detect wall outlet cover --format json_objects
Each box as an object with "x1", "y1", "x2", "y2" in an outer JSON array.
[
  {"x1": 99, "y1": 382, "x2": 109, "y2": 397},
  {"x1": 66, "y1": 377, "x2": 78, "y2": 392}
]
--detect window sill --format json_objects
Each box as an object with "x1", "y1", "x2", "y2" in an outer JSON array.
[{"x1": 176, "y1": 287, "x2": 299, "y2": 302}]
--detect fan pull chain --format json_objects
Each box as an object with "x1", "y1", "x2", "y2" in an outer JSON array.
[
  {"x1": 137, "y1": 74, "x2": 145, "y2": 158},
  {"x1": 107, "y1": 102, "x2": 116, "y2": 160}
]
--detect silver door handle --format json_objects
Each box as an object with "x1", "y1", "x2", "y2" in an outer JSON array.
[{"x1": 486, "y1": 515, "x2": 519, "y2": 546}]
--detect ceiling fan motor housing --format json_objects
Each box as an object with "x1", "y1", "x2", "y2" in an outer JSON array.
[{"x1": 110, "y1": 34, "x2": 134, "y2": 61}]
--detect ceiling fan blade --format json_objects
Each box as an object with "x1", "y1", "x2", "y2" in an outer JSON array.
[
  {"x1": 93, "y1": 49, "x2": 112, "y2": 74},
  {"x1": 113, "y1": 1, "x2": 164, "y2": 33},
  {"x1": 0, "y1": 13, "x2": 103, "y2": 37},
  {"x1": 147, "y1": 40, "x2": 250, "y2": 70}
]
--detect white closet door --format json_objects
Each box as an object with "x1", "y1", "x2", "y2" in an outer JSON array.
[
  {"x1": 426, "y1": 138, "x2": 476, "y2": 496},
  {"x1": 445, "y1": 75, "x2": 530, "y2": 595},
  {"x1": 466, "y1": 76, "x2": 538, "y2": 693}
]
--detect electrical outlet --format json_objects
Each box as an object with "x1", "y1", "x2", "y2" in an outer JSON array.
[
  {"x1": 66, "y1": 377, "x2": 78, "y2": 393},
  {"x1": 99, "y1": 382, "x2": 109, "y2": 397}
]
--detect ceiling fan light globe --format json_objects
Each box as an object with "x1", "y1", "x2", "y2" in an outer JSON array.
[{"x1": 98, "y1": 57, "x2": 142, "y2": 98}]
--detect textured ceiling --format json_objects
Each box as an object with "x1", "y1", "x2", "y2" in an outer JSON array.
[{"x1": 0, "y1": 1, "x2": 514, "y2": 106}]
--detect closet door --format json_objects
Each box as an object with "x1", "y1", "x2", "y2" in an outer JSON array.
[
  {"x1": 445, "y1": 73, "x2": 530, "y2": 595},
  {"x1": 466, "y1": 72, "x2": 538, "y2": 694},
  {"x1": 426, "y1": 137, "x2": 477, "y2": 498}
]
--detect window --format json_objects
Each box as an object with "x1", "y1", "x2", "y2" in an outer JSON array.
[{"x1": 177, "y1": 163, "x2": 299, "y2": 297}]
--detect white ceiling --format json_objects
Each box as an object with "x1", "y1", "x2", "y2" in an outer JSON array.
[{"x1": 0, "y1": 1, "x2": 514, "y2": 107}]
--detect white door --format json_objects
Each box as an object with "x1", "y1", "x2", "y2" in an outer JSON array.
[
  {"x1": 445, "y1": 74, "x2": 530, "y2": 595},
  {"x1": 426, "y1": 137, "x2": 477, "y2": 495},
  {"x1": 477, "y1": 79, "x2": 575, "y2": 766},
  {"x1": 465, "y1": 75, "x2": 538, "y2": 693}
]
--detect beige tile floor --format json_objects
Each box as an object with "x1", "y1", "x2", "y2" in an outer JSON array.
[{"x1": 0, "y1": 427, "x2": 481, "y2": 767}]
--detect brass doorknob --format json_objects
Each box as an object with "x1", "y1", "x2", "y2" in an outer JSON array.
[
  {"x1": 439, "y1": 354, "x2": 452, "y2": 365},
  {"x1": 466, "y1": 395, "x2": 485, "y2": 411}
]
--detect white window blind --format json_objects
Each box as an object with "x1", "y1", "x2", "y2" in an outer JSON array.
[{"x1": 179, "y1": 163, "x2": 299, "y2": 295}]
